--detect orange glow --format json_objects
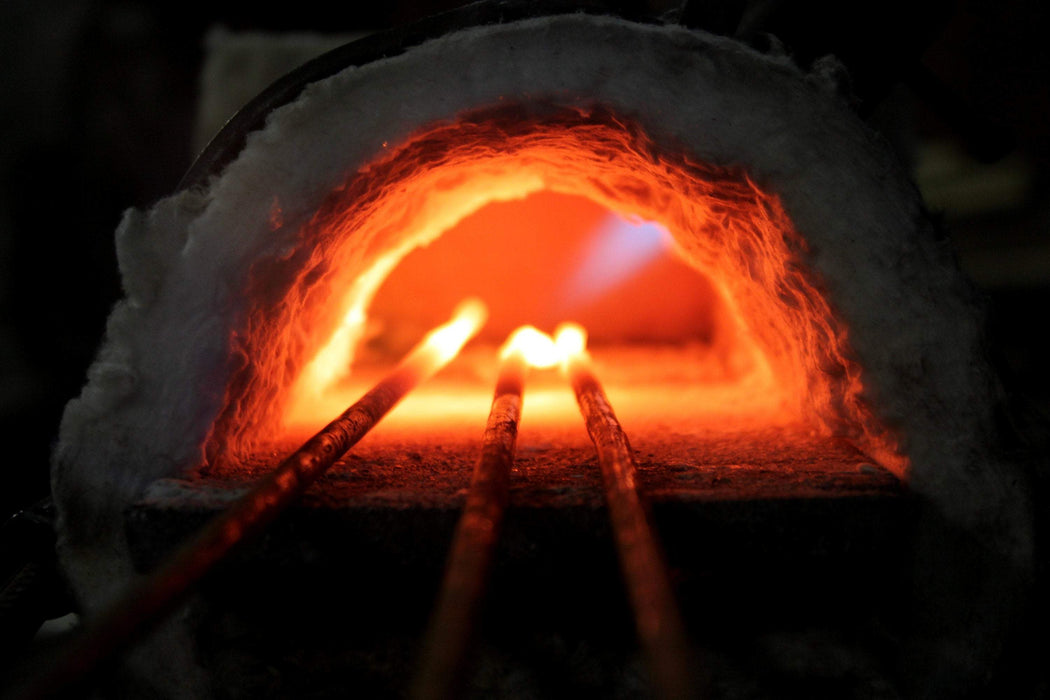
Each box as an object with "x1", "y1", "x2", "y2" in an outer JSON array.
[
  {"x1": 368, "y1": 191, "x2": 719, "y2": 345},
  {"x1": 290, "y1": 255, "x2": 400, "y2": 403},
  {"x1": 204, "y1": 107, "x2": 906, "y2": 476},
  {"x1": 284, "y1": 299, "x2": 487, "y2": 429},
  {"x1": 499, "y1": 326, "x2": 558, "y2": 368}
]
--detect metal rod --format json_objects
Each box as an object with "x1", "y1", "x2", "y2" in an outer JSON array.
[
  {"x1": 16, "y1": 303, "x2": 486, "y2": 700},
  {"x1": 566, "y1": 354, "x2": 697, "y2": 700},
  {"x1": 411, "y1": 351, "x2": 526, "y2": 700}
]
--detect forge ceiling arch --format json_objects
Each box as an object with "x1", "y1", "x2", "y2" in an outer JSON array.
[{"x1": 56, "y1": 12, "x2": 1007, "y2": 625}]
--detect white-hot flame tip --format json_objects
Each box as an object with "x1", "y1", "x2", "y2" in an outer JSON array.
[
  {"x1": 424, "y1": 298, "x2": 489, "y2": 364},
  {"x1": 453, "y1": 297, "x2": 489, "y2": 326},
  {"x1": 553, "y1": 323, "x2": 588, "y2": 362},
  {"x1": 500, "y1": 326, "x2": 559, "y2": 368}
]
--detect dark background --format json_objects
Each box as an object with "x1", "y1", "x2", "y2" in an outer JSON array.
[{"x1": 0, "y1": 0, "x2": 1046, "y2": 616}]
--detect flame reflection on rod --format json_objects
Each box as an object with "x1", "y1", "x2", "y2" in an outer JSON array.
[
  {"x1": 412, "y1": 326, "x2": 555, "y2": 700},
  {"x1": 556, "y1": 323, "x2": 698, "y2": 700},
  {"x1": 18, "y1": 300, "x2": 488, "y2": 700}
]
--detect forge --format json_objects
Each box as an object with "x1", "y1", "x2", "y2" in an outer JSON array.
[
  {"x1": 50, "y1": 4, "x2": 1031, "y2": 699},
  {"x1": 202, "y1": 105, "x2": 899, "y2": 478}
]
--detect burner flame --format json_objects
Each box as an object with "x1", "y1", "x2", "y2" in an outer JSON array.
[{"x1": 559, "y1": 214, "x2": 671, "y2": 310}]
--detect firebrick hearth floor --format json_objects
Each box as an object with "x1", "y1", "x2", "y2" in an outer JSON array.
[
  {"x1": 142, "y1": 425, "x2": 900, "y2": 509},
  {"x1": 127, "y1": 424, "x2": 908, "y2": 580},
  {"x1": 124, "y1": 427, "x2": 912, "y2": 698}
]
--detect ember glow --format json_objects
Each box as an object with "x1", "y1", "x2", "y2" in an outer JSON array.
[{"x1": 204, "y1": 109, "x2": 904, "y2": 475}]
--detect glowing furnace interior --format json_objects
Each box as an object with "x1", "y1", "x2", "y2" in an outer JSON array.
[{"x1": 205, "y1": 110, "x2": 901, "y2": 474}]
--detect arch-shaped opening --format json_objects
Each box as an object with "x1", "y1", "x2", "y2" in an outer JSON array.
[{"x1": 205, "y1": 107, "x2": 902, "y2": 474}]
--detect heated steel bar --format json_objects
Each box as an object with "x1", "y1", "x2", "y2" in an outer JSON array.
[
  {"x1": 410, "y1": 332, "x2": 533, "y2": 700},
  {"x1": 556, "y1": 324, "x2": 697, "y2": 700},
  {"x1": 16, "y1": 300, "x2": 487, "y2": 700},
  {"x1": 411, "y1": 327, "x2": 559, "y2": 699}
]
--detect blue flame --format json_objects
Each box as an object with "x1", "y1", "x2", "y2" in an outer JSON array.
[{"x1": 560, "y1": 214, "x2": 671, "y2": 308}]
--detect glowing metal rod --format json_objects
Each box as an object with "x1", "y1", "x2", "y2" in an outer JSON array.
[
  {"x1": 411, "y1": 327, "x2": 556, "y2": 700},
  {"x1": 18, "y1": 299, "x2": 487, "y2": 700},
  {"x1": 555, "y1": 323, "x2": 697, "y2": 700}
]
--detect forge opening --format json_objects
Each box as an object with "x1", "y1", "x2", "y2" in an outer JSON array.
[
  {"x1": 284, "y1": 190, "x2": 775, "y2": 436},
  {"x1": 204, "y1": 107, "x2": 904, "y2": 476},
  {"x1": 367, "y1": 191, "x2": 726, "y2": 347}
]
